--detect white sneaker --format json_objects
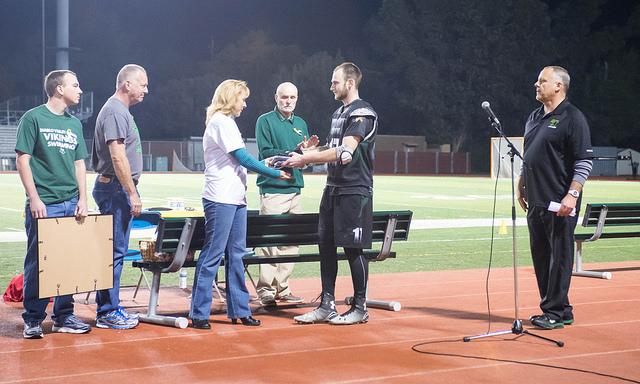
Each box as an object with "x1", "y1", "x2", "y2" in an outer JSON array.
[
  {"x1": 294, "y1": 306, "x2": 338, "y2": 324},
  {"x1": 329, "y1": 307, "x2": 369, "y2": 325}
]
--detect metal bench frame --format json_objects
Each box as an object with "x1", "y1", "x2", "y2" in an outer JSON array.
[{"x1": 573, "y1": 203, "x2": 640, "y2": 279}]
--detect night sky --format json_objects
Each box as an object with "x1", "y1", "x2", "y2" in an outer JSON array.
[
  {"x1": 1, "y1": 0, "x2": 638, "y2": 171},
  {"x1": 0, "y1": 0, "x2": 380, "y2": 97}
]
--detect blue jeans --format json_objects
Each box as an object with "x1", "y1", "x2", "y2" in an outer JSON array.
[
  {"x1": 190, "y1": 199, "x2": 251, "y2": 320},
  {"x1": 92, "y1": 176, "x2": 133, "y2": 315},
  {"x1": 22, "y1": 196, "x2": 78, "y2": 323}
]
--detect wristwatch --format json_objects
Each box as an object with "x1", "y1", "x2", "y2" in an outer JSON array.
[{"x1": 567, "y1": 189, "x2": 580, "y2": 198}]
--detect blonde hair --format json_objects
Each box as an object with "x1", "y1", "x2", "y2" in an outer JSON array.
[{"x1": 205, "y1": 79, "x2": 250, "y2": 125}]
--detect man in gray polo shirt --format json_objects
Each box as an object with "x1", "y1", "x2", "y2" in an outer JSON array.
[{"x1": 91, "y1": 64, "x2": 148, "y2": 329}]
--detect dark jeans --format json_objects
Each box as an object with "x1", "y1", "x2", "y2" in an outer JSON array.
[
  {"x1": 527, "y1": 206, "x2": 578, "y2": 321},
  {"x1": 22, "y1": 196, "x2": 78, "y2": 323},
  {"x1": 92, "y1": 176, "x2": 133, "y2": 315}
]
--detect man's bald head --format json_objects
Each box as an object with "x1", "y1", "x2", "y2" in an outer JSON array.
[
  {"x1": 276, "y1": 82, "x2": 298, "y2": 97},
  {"x1": 275, "y1": 82, "x2": 298, "y2": 118}
]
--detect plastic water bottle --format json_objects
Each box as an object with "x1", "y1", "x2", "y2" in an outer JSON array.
[{"x1": 179, "y1": 268, "x2": 187, "y2": 289}]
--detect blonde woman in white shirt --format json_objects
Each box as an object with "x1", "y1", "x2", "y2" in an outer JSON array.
[{"x1": 190, "y1": 79, "x2": 290, "y2": 329}]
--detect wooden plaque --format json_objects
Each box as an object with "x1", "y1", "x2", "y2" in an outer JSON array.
[{"x1": 37, "y1": 214, "x2": 113, "y2": 298}]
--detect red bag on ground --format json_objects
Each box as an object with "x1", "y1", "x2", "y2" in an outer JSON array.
[{"x1": 3, "y1": 273, "x2": 24, "y2": 302}]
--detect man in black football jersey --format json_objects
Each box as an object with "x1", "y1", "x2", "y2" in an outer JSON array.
[
  {"x1": 284, "y1": 62, "x2": 377, "y2": 325},
  {"x1": 517, "y1": 66, "x2": 593, "y2": 330}
]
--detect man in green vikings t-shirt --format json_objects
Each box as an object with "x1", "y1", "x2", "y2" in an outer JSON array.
[
  {"x1": 15, "y1": 70, "x2": 91, "y2": 339},
  {"x1": 255, "y1": 82, "x2": 318, "y2": 306}
]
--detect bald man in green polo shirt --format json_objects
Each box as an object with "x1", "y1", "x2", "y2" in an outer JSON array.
[{"x1": 255, "y1": 82, "x2": 318, "y2": 306}]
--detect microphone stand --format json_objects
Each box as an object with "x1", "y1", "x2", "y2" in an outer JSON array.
[{"x1": 463, "y1": 116, "x2": 564, "y2": 347}]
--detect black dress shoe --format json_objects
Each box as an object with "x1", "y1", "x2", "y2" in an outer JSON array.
[
  {"x1": 192, "y1": 319, "x2": 211, "y2": 329},
  {"x1": 232, "y1": 316, "x2": 261, "y2": 326}
]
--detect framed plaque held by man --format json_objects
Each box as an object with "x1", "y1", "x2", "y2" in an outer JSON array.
[{"x1": 37, "y1": 214, "x2": 113, "y2": 298}]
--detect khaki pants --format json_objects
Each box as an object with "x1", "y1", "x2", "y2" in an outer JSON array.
[{"x1": 256, "y1": 193, "x2": 302, "y2": 298}]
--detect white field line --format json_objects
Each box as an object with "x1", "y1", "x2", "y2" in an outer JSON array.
[
  {"x1": 0, "y1": 216, "x2": 597, "y2": 243},
  {"x1": 0, "y1": 232, "x2": 26, "y2": 242},
  {"x1": 0, "y1": 206, "x2": 22, "y2": 212},
  {"x1": 411, "y1": 218, "x2": 528, "y2": 229},
  {"x1": 0, "y1": 227, "x2": 157, "y2": 243}
]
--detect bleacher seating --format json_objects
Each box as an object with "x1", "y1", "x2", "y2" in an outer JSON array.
[{"x1": 0, "y1": 126, "x2": 18, "y2": 158}]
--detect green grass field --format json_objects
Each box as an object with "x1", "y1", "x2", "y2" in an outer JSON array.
[{"x1": 0, "y1": 172, "x2": 638, "y2": 289}]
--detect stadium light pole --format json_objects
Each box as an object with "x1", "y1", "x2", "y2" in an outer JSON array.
[{"x1": 41, "y1": 0, "x2": 46, "y2": 102}]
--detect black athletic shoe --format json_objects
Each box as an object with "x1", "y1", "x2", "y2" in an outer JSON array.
[
  {"x1": 530, "y1": 314, "x2": 564, "y2": 329},
  {"x1": 530, "y1": 313, "x2": 573, "y2": 325}
]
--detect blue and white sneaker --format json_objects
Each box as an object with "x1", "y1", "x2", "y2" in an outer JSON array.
[
  {"x1": 96, "y1": 309, "x2": 138, "y2": 329},
  {"x1": 52, "y1": 315, "x2": 91, "y2": 334},
  {"x1": 117, "y1": 307, "x2": 139, "y2": 321},
  {"x1": 23, "y1": 321, "x2": 44, "y2": 339}
]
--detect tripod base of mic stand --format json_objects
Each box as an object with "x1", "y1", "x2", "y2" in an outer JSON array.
[{"x1": 463, "y1": 319, "x2": 564, "y2": 347}]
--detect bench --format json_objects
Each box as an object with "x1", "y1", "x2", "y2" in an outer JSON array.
[
  {"x1": 573, "y1": 203, "x2": 640, "y2": 279},
  {"x1": 133, "y1": 210, "x2": 413, "y2": 328}
]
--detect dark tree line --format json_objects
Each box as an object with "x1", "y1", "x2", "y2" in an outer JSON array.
[{"x1": 1, "y1": 0, "x2": 638, "y2": 172}]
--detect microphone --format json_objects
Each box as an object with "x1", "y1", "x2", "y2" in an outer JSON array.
[{"x1": 481, "y1": 101, "x2": 500, "y2": 125}]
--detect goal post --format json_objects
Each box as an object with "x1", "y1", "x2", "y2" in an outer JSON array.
[{"x1": 490, "y1": 137, "x2": 524, "y2": 179}]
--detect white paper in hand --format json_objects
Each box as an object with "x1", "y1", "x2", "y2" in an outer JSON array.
[{"x1": 548, "y1": 201, "x2": 576, "y2": 217}]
